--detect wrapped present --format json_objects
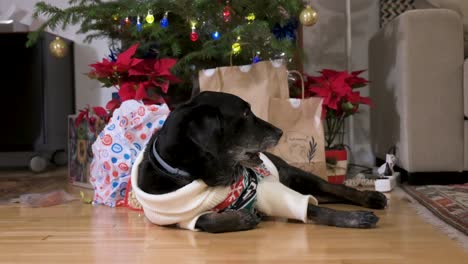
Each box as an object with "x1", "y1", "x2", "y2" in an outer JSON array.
[
  {"x1": 68, "y1": 115, "x2": 105, "y2": 188},
  {"x1": 90, "y1": 100, "x2": 170, "y2": 207},
  {"x1": 124, "y1": 177, "x2": 143, "y2": 211}
]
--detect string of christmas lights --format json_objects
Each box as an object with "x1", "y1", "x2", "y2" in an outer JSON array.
[{"x1": 109, "y1": 3, "x2": 316, "y2": 59}]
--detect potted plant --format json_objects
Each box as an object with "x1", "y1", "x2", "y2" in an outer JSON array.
[
  {"x1": 301, "y1": 69, "x2": 373, "y2": 184},
  {"x1": 87, "y1": 43, "x2": 181, "y2": 112}
]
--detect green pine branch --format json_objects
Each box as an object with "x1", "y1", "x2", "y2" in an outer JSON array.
[{"x1": 27, "y1": 0, "x2": 304, "y2": 80}]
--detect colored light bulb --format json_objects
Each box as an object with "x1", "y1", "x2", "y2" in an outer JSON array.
[
  {"x1": 136, "y1": 16, "x2": 142, "y2": 32},
  {"x1": 253, "y1": 53, "x2": 261, "y2": 63},
  {"x1": 146, "y1": 10, "x2": 154, "y2": 24},
  {"x1": 211, "y1": 31, "x2": 221, "y2": 40},
  {"x1": 191, "y1": 23, "x2": 199, "y2": 42},
  {"x1": 246, "y1": 13, "x2": 256, "y2": 23},
  {"x1": 232, "y1": 36, "x2": 241, "y2": 54},
  {"x1": 223, "y1": 5, "x2": 231, "y2": 22},
  {"x1": 160, "y1": 12, "x2": 169, "y2": 28},
  {"x1": 191, "y1": 30, "x2": 199, "y2": 42}
]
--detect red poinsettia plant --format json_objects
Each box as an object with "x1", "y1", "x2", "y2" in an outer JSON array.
[
  {"x1": 74, "y1": 106, "x2": 110, "y2": 134},
  {"x1": 87, "y1": 43, "x2": 180, "y2": 112},
  {"x1": 302, "y1": 69, "x2": 373, "y2": 149}
]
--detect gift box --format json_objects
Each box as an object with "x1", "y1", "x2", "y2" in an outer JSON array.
[{"x1": 68, "y1": 115, "x2": 104, "y2": 189}]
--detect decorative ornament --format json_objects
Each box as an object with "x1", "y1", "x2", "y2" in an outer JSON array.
[
  {"x1": 246, "y1": 13, "x2": 255, "y2": 23},
  {"x1": 190, "y1": 21, "x2": 199, "y2": 42},
  {"x1": 160, "y1": 11, "x2": 169, "y2": 28},
  {"x1": 223, "y1": 1, "x2": 231, "y2": 22},
  {"x1": 112, "y1": 14, "x2": 119, "y2": 22},
  {"x1": 299, "y1": 5, "x2": 318, "y2": 27},
  {"x1": 124, "y1": 16, "x2": 131, "y2": 25},
  {"x1": 136, "y1": 16, "x2": 142, "y2": 32},
  {"x1": 252, "y1": 52, "x2": 261, "y2": 63},
  {"x1": 146, "y1": 10, "x2": 155, "y2": 24},
  {"x1": 272, "y1": 18, "x2": 299, "y2": 40},
  {"x1": 211, "y1": 31, "x2": 221, "y2": 40},
  {"x1": 232, "y1": 36, "x2": 241, "y2": 55},
  {"x1": 49, "y1": 37, "x2": 68, "y2": 58}
]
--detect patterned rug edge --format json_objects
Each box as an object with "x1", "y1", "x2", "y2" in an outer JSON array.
[
  {"x1": 401, "y1": 185, "x2": 468, "y2": 235},
  {"x1": 395, "y1": 187, "x2": 468, "y2": 251}
]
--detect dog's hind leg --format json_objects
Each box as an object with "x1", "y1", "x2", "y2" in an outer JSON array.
[
  {"x1": 195, "y1": 209, "x2": 260, "y2": 233},
  {"x1": 264, "y1": 153, "x2": 387, "y2": 209}
]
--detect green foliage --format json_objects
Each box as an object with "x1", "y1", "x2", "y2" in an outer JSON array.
[{"x1": 28, "y1": 0, "x2": 303, "y2": 81}]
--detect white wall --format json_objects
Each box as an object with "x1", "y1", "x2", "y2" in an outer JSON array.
[
  {"x1": 303, "y1": 0, "x2": 379, "y2": 166},
  {"x1": 0, "y1": 0, "x2": 114, "y2": 111}
]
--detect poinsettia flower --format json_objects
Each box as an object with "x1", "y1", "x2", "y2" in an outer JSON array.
[
  {"x1": 151, "y1": 79, "x2": 170, "y2": 93},
  {"x1": 316, "y1": 69, "x2": 369, "y2": 88},
  {"x1": 128, "y1": 58, "x2": 156, "y2": 76},
  {"x1": 298, "y1": 68, "x2": 373, "y2": 148},
  {"x1": 87, "y1": 42, "x2": 181, "y2": 108},
  {"x1": 88, "y1": 43, "x2": 143, "y2": 82},
  {"x1": 153, "y1": 58, "x2": 181, "y2": 83},
  {"x1": 88, "y1": 59, "x2": 114, "y2": 79},
  {"x1": 346, "y1": 70, "x2": 369, "y2": 88},
  {"x1": 135, "y1": 81, "x2": 153, "y2": 100},
  {"x1": 118, "y1": 82, "x2": 138, "y2": 101},
  {"x1": 309, "y1": 72, "x2": 351, "y2": 110},
  {"x1": 75, "y1": 107, "x2": 89, "y2": 127},
  {"x1": 106, "y1": 99, "x2": 121, "y2": 112},
  {"x1": 129, "y1": 57, "x2": 181, "y2": 93},
  {"x1": 306, "y1": 69, "x2": 373, "y2": 120},
  {"x1": 346, "y1": 90, "x2": 373, "y2": 106},
  {"x1": 92, "y1": 106, "x2": 108, "y2": 118},
  {"x1": 112, "y1": 43, "x2": 143, "y2": 72}
]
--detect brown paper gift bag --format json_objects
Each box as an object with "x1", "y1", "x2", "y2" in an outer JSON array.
[
  {"x1": 199, "y1": 63, "x2": 327, "y2": 179},
  {"x1": 268, "y1": 96, "x2": 327, "y2": 178},
  {"x1": 198, "y1": 60, "x2": 289, "y2": 120}
]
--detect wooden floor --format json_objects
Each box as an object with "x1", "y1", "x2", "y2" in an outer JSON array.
[{"x1": 0, "y1": 189, "x2": 467, "y2": 263}]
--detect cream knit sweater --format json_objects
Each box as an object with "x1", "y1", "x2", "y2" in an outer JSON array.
[{"x1": 131, "y1": 150, "x2": 318, "y2": 231}]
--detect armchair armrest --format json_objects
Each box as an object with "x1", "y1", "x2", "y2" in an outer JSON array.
[{"x1": 369, "y1": 9, "x2": 465, "y2": 172}]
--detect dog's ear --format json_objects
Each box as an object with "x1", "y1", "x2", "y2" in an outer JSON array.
[{"x1": 185, "y1": 105, "x2": 223, "y2": 155}]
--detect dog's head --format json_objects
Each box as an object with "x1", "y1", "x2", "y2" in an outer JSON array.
[{"x1": 155, "y1": 91, "x2": 283, "y2": 186}]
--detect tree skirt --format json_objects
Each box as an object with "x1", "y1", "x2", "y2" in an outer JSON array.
[{"x1": 402, "y1": 184, "x2": 468, "y2": 235}]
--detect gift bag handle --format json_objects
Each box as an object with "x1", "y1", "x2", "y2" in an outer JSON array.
[{"x1": 287, "y1": 70, "x2": 305, "y2": 99}]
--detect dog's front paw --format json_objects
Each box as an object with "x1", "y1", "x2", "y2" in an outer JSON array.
[
  {"x1": 362, "y1": 191, "x2": 388, "y2": 209},
  {"x1": 351, "y1": 211, "x2": 379, "y2": 228},
  {"x1": 236, "y1": 209, "x2": 261, "y2": 229},
  {"x1": 332, "y1": 210, "x2": 379, "y2": 228}
]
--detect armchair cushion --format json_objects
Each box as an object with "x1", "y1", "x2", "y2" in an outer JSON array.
[{"x1": 415, "y1": 0, "x2": 468, "y2": 55}]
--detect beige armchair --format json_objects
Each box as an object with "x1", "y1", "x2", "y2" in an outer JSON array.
[{"x1": 369, "y1": 9, "x2": 467, "y2": 184}]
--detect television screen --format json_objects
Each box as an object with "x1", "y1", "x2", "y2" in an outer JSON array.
[{"x1": 0, "y1": 33, "x2": 42, "y2": 152}]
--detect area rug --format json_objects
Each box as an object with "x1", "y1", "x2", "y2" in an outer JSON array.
[
  {"x1": 402, "y1": 184, "x2": 468, "y2": 235},
  {"x1": 0, "y1": 168, "x2": 68, "y2": 201}
]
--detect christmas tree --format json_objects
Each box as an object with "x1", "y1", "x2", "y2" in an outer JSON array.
[{"x1": 27, "y1": 0, "x2": 313, "y2": 83}]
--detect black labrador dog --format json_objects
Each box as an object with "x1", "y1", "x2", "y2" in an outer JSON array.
[{"x1": 137, "y1": 91, "x2": 387, "y2": 233}]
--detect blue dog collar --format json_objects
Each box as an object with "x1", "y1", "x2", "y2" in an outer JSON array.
[{"x1": 152, "y1": 138, "x2": 191, "y2": 177}]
